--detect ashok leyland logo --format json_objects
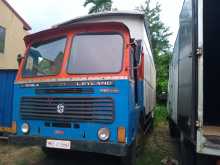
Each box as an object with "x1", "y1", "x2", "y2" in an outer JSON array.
[{"x1": 57, "y1": 104, "x2": 65, "y2": 114}]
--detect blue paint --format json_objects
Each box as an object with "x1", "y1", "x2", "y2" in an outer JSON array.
[
  {"x1": 0, "y1": 70, "x2": 16, "y2": 128},
  {"x1": 13, "y1": 80, "x2": 141, "y2": 145}
]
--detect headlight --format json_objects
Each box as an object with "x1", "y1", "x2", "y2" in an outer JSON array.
[
  {"x1": 21, "y1": 123, "x2": 29, "y2": 134},
  {"x1": 98, "y1": 128, "x2": 110, "y2": 141}
]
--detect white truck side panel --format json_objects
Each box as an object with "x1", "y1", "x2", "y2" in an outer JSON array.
[
  {"x1": 143, "y1": 27, "x2": 156, "y2": 115},
  {"x1": 168, "y1": 33, "x2": 179, "y2": 124}
]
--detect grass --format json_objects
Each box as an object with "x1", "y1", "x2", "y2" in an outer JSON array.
[
  {"x1": 0, "y1": 145, "x2": 44, "y2": 165},
  {"x1": 16, "y1": 159, "x2": 29, "y2": 165},
  {"x1": 137, "y1": 104, "x2": 177, "y2": 165},
  {"x1": 154, "y1": 104, "x2": 168, "y2": 126}
]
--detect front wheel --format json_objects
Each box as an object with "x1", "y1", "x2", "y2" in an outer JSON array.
[{"x1": 120, "y1": 142, "x2": 136, "y2": 165}]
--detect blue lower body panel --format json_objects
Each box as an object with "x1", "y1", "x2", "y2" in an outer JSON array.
[{"x1": 0, "y1": 70, "x2": 16, "y2": 128}]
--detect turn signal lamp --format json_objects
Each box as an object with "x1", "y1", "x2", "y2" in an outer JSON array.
[{"x1": 117, "y1": 127, "x2": 126, "y2": 143}]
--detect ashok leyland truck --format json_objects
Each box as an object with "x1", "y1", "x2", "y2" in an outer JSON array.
[{"x1": 9, "y1": 12, "x2": 156, "y2": 165}]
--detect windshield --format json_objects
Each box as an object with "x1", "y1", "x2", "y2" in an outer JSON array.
[
  {"x1": 22, "y1": 37, "x2": 66, "y2": 77},
  {"x1": 67, "y1": 33, "x2": 124, "y2": 74}
]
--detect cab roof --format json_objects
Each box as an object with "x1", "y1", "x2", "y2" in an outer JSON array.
[
  {"x1": 24, "y1": 11, "x2": 151, "y2": 45},
  {"x1": 24, "y1": 22, "x2": 130, "y2": 46},
  {"x1": 54, "y1": 11, "x2": 145, "y2": 27}
]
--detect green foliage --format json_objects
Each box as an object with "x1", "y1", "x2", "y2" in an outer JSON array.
[
  {"x1": 16, "y1": 159, "x2": 29, "y2": 165},
  {"x1": 83, "y1": 0, "x2": 112, "y2": 14},
  {"x1": 138, "y1": 0, "x2": 172, "y2": 96},
  {"x1": 154, "y1": 104, "x2": 168, "y2": 126},
  {"x1": 83, "y1": 0, "x2": 171, "y2": 96}
]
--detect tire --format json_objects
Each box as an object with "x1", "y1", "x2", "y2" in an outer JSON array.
[
  {"x1": 148, "y1": 117, "x2": 154, "y2": 134},
  {"x1": 140, "y1": 112, "x2": 154, "y2": 135},
  {"x1": 179, "y1": 133, "x2": 196, "y2": 165},
  {"x1": 139, "y1": 112, "x2": 145, "y2": 132},
  {"x1": 120, "y1": 142, "x2": 136, "y2": 165},
  {"x1": 168, "y1": 119, "x2": 180, "y2": 138}
]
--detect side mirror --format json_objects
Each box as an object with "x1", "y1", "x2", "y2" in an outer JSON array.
[
  {"x1": 17, "y1": 54, "x2": 24, "y2": 66},
  {"x1": 135, "y1": 40, "x2": 143, "y2": 66},
  {"x1": 129, "y1": 39, "x2": 143, "y2": 70},
  {"x1": 131, "y1": 40, "x2": 142, "y2": 67}
]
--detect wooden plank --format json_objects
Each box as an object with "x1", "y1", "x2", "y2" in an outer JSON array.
[{"x1": 203, "y1": 126, "x2": 220, "y2": 137}]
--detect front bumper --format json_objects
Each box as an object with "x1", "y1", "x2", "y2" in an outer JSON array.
[{"x1": 9, "y1": 135, "x2": 128, "y2": 156}]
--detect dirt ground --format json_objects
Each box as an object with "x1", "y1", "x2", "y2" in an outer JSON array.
[{"x1": 0, "y1": 123, "x2": 179, "y2": 165}]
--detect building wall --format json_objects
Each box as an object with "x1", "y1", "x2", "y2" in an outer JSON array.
[{"x1": 0, "y1": 0, "x2": 28, "y2": 70}]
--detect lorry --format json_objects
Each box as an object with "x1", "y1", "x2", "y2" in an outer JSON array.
[
  {"x1": 9, "y1": 12, "x2": 156, "y2": 165},
  {"x1": 167, "y1": 0, "x2": 220, "y2": 164}
]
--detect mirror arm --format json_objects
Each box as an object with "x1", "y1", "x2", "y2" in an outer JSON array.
[
  {"x1": 17, "y1": 54, "x2": 24, "y2": 66},
  {"x1": 128, "y1": 38, "x2": 138, "y2": 47}
]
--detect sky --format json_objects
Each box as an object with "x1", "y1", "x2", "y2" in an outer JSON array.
[{"x1": 7, "y1": 0, "x2": 184, "y2": 46}]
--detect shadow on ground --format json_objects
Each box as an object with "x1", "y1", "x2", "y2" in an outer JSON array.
[{"x1": 34, "y1": 151, "x2": 120, "y2": 165}]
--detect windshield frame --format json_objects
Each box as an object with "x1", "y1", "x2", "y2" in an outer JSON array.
[
  {"x1": 66, "y1": 32, "x2": 125, "y2": 75},
  {"x1": 21, "y1": 35, "x2": 67, "y2": 78}
]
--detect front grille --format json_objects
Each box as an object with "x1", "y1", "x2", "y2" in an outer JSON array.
[
  {"x1": 20, "y1": 96, "x2": 114, "y2": 123},
  {"x1": 35, "y1": 88, "x2": 94, "y2": 94}
]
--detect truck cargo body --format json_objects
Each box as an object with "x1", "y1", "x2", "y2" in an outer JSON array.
[
  {"x1": 168, "y1": 0, "x2": 220, "y2": 164},
  {"x1": 9, "y1": 12, "x2": 156, "y2": 164}
]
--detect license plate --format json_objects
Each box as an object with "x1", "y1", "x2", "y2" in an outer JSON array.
[{"x1": 46, "y1": 139, "x2": 71, "y2": 150}]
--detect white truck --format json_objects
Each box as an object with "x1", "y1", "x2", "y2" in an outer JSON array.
[{"x1": 168, "y1": 0, "x2": 220, "y2": 164}]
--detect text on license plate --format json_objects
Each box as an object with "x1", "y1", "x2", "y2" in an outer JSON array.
[{"x1": 46, "y1": 139, "x2": 71, "y2": 150}]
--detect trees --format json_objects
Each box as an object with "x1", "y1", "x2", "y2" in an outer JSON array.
[
  {"x1": 83, "y1": 0, "x2": 112, "y2": 14},
  {"x1": 138, "y1": 0, "x2": 172, "y2": 99}
]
